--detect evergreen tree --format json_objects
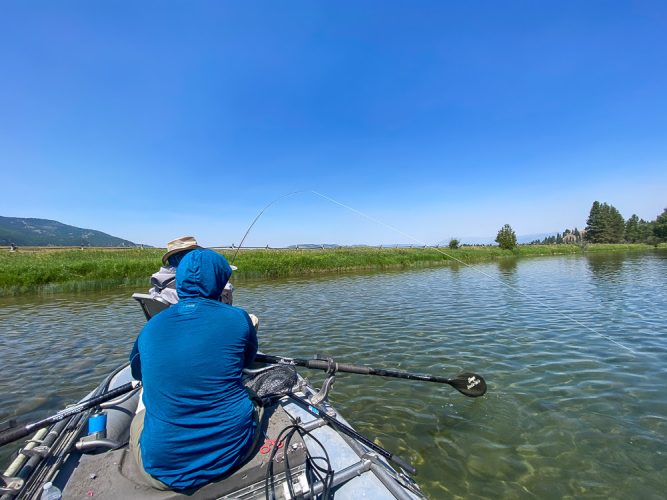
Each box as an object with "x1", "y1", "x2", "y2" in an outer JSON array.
[
  {"x1": 585, "y1": 201, "x2": 604, "y2": 242},
  {"x1": 585, "y1": 201, "x2": 625, "y2": 243},
  {"x1": 495, "y1": 224, "x2": 517, "y2": 250},
  {"x1": 607, "y1": 205, "x2": 625, "y2": 242},
  {"x1": 638, "y1": 218, "x2": 654, "y2": 242},
  {"x1": 655, "y1": 208, "x2": 667, "y2": 242},
  {"x1": 625, "y1": 214, "x2": 640, "y2": 242}
]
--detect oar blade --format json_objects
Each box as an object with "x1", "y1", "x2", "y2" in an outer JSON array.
[{"x1": 449, "y1": 372, "x2": 487, "y2": 397}]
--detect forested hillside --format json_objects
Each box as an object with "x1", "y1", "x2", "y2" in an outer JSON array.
[{"x1": 0, "y1": 216, "x2": 138, "y2": 247}]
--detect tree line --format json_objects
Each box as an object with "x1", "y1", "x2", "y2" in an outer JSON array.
[
  {"x1": 583, "y1": 201, "x2": 666, "y2": 244},
  {"x1": 487, "y1": 202, "x2": 667, "y2": 250}
]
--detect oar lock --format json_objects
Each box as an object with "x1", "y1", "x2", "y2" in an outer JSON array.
[{"x1": 309, "y1": 356, "x2": 338, "y2": 406}]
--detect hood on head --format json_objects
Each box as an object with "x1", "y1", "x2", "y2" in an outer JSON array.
[{"x1": 176, "y1": 249, "x2": 232, "y2": 300}]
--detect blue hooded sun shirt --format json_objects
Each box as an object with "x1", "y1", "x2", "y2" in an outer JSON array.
[{"x1": 129, "y1": 249, "x2": 258, "y2": 490}]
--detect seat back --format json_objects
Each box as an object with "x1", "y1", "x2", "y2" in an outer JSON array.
[{"x1": 132, "y1": 293, "x2": 170, "y2": 320}]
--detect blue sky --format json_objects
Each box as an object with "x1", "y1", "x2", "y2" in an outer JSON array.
[{"x1": 1, "y1": 1, "x2": 666, "y2": 247}]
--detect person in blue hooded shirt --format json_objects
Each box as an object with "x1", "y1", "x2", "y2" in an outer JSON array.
[{"x1": 128, "y1": 248, "x2": 258, "y2": 491}]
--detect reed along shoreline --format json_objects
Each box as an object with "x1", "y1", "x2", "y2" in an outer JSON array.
[{"x1": 0, "y1": 244, "x2": 663, "y2": 297}]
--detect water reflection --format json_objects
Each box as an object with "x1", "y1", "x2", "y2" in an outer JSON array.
[
  {"x1": 497, "y1": 257, "x2": 518, "y2": 275},
  {"x1": 1, "y1": 253, "x2": 667, "y2": 499},
  {"x1": 585, "y1": 251, "x2": 625, "y2": 280}
]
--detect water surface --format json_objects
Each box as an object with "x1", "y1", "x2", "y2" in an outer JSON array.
[{"x1": 1, "y1": 251, "x2": 666, "y2": 498}]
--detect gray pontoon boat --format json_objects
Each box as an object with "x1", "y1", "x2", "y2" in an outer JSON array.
[{"x1": 1, "y1": 295, "x2": 426, "y2": 499}]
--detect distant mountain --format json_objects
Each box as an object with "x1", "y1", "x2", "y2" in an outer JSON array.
[
  {"x1": 0, "y1": 216, "x2": 139, "y2": 247},
  {"x1": 515, "y1": 233, "x2": 557, "y2": 244}
]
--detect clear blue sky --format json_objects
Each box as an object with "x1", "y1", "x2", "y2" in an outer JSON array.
[{"x1": 1, "y1": 1, "x2": 666, "y2": 247}]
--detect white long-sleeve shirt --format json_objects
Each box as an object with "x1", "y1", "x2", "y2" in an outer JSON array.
[{"x1": 148, "y1": 266, "x2": 234, "y2": 305}]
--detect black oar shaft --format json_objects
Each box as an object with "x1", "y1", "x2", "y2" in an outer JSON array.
[
  {"x1": 368, "y1": 367, "x2": 451, "y2": 383},
  {"x1": 0, "y1": 381, "x2": 140, "y2": 447},
  {"x1": 258, "y1": 354, "x2": 439, "y2": 379},
  {"x1": 255, "y1": 353, "x2": 487, "y2": 397},
  {"x1": 287, "y1": 392, "x2": 416, "y2": 475},
  {"x1": 255, "y1": 355, "x2": 368, "y2": 375}
]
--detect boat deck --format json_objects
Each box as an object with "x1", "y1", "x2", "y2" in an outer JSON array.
[{"x1": 51, "y1": 367, "x2": 421, "y2": 499}]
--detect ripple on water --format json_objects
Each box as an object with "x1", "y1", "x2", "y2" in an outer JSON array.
[{"x1": 2, "y1": 253, "x2": 667, "y2": 498}]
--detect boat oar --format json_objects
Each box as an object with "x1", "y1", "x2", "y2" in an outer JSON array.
[
  {"x1": 286, "y1": 392, "x2": 417, "y2": 475},
  {"x1": 256, "y1": 353, "x2": 487, "y2": 397},
  {"x1": 0, "y1": 381, "x2": 141, "y2": 447}
]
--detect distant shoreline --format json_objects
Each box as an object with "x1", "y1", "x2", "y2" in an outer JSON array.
[{"x1": 0, "y1": 244, "x2": 663, "y2": 297}]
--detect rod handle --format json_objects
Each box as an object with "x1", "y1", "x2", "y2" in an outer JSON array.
[{"x1": 0, "y1": 426, "x2": 30, "y2": 447}]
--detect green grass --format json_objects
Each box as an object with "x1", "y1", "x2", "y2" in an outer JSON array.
[
  {"x1": 0, "y1": 243, "x2": 663, "y2": 296},
  {"x1": 0, "y1": 248, "x2": 162, "y2": 296}
]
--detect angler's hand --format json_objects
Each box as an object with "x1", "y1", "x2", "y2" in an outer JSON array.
[{"x1": 249, "y1": 313, "x2": 259, "y2": 330}]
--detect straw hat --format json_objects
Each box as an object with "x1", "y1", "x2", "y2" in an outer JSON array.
[{"x1": 162, "y1": 236, "x2": 201, "y2": 264}]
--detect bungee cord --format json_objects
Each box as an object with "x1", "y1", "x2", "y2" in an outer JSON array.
[{"x1": 264, "y1": 423, "x2": 334, "y2": 500}]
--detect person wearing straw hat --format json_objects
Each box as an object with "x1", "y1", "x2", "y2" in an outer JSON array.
[{"x1": 148, "y1": 236, "x2": 236, "y2": 306}]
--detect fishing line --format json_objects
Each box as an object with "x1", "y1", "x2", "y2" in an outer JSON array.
[
  {"x1": 310, "y1": 191, "x2": 637, "y2": 356},
  {"x1": 232, "y1": 189, "x2": 636, "y2": 355},
  {"x1": 230, "y1": 190, "x2": 307, "y2": 265}
]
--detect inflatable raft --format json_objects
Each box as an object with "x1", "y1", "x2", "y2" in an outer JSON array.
[
  {"x1": 0, "y1": 358, "x2": 422, "y2": 500},
  {"x1": 2, "y1": 294, "x2": 485, "y2": 499},
  {"x1": 1, "y1": 358, "x2": 423, "y2": 499},
  {"x1": 1, "y1": 294, "x2": 425, "y2": 499}
]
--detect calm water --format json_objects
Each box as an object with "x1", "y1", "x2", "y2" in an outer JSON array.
[{"x1": 1, "y1": 251, "x2": 666, "y2": 499}]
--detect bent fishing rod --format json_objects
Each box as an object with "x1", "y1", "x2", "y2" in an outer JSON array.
[
  {"x1": 230, "y1": 191, "x2": 306, "y2": 265},
  {"x1": 256, "y1": 353, "x2": 486, "y2": 398}
]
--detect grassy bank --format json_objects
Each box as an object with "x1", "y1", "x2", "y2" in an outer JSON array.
[{"x1": 0, "y1": 243, "x2": 663, "y2": 297}]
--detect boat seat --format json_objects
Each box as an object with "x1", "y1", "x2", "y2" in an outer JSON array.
[
  {"x1": 60, "y1": 403, "x2": 307, "y2": 499},
  {"x1": 132, "y1": 293, "x2": 170, "y2": 321}
]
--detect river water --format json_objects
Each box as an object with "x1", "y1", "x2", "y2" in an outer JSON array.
[{"x1": 1, "y1": 251, "x2": 666, "y2": 498}]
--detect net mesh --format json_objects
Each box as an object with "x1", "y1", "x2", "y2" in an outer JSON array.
[{"x1": 242, "y1": 365, "x2": 298, "y2": 398}]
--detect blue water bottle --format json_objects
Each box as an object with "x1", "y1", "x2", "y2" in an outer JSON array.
[{"x1": 87, "y1": 411, "x2": 107, "y2": 436}]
